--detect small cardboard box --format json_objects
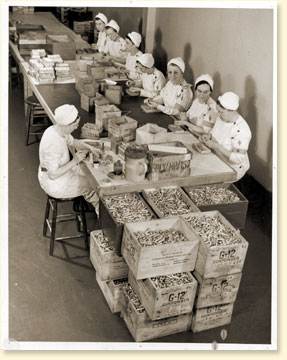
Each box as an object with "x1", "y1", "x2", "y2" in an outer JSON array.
[
  {"x1": 90, "y1": 230, "x2": 129, "y2": 281},
  {"x1": 105, "y1": 85, "x2": 122, "y2": 105},
  {"x1": 46, "y1": 33, "x2": 76, "y2": 60},
  {"x1": 136, "y1": 123, "x2": 168, "y2": 145},
  {"x1": 87, "y1": 63, "x2": 105, "y2": 79},
  {"x1": 95, "y1": 103, "x2": 121, "y2": 132},
  {"x1": 146, "y1": 141, "x2": 192, "y2": 181},
  {"x1": 108, "y1": 116, "x2": 138, "y2": 141},
  {"x1": 193, "y1": 271, "x2": 242, "y2": 308},
  {"x1": 182, "y1": 211, "x2": 249, "y2": 278},
  {"x1": 122, "y1": 217, "x2": 200, "y2": 279},
  {"x1": 80, "y1": 123, "x2": 100, "y2": 139},
  {"x1": 81, "y1": 93, "x2": 98, "y2": 112},
  {"x1": 142, "y1": 186, "x2": 200, "y2": 218},
  {"x1": 121, "y1": 284, "x2": 192, "y2": 342},
  {"x1": 96, "y1": 273, "x2": 128, "y2": 313},
  {"x1": 128, "y1": 270, "x2": 198, "y2": 320},
  {"x1": 100, "y1": 192, "x2": 156, "y2": 256},
  {"x1": 183, "y1": 183, "x2": 248, "y2": 229},
  {"x1": 191, "y1": 303, "x2": 234, "y2": 333}
]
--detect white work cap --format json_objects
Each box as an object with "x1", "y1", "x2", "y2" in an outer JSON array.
[
  {"x1": 95, "y1": 13, "x2": 108, "y2": 25},
  {"x1": 137, "y1": 53, "x2": 154, "y2": 68},
  {"x1": 218, "y1": 92, "x2": 239, "y2": 111},
  {"x1": 106, "y1": 20, "x2": 120, "y2": 33},
  {"x1": 195, "y1": 74, "x2": 214, "y2": 90},
  {"x1": 167, "y1": 57, "x2": 185, "y2": 73},
  {"x1": 127, "y1": 32, "x2": 142, "y2": 48},
  {"x1": 54, "y1": 104, "x2": 78, "y2": 126}
]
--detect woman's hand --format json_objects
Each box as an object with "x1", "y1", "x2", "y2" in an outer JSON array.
[
  {"x1": 126, "y1": 79, "x2": 135, "y2": 87},
  {"x1": 146, "y1": 99, "x2": 159, "y2": 109},
  {"x1": 73, "y1": 151, "x2": 88, "y2": 165},
  {"x1": 179, "y1": 112, "x2": 188, "y2": 121}
]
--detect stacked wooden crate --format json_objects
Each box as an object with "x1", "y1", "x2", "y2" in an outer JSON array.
[
  {"x1": 56, "y1": 7, "x2": 70, "y2": 26},
  {"x1": 120, "y1": 216, "x2": 200, "y2": 341},
  {"x1": 181, "y1": 211, "x2": 249, "y2": 333},
  {"x1": 90, "y1": 230, "x2": 128, "y2": 314}
]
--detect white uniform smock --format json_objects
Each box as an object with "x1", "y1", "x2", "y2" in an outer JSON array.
[
  {"x1": 125, "y1": 51, "x2": 142, "y2": 80},
  {"x1": 134, "y1": 68, "x2": 166, "y2": 98},
  {"x1": 106, "y1": 36, "x2": 126, "y2": 58},
  {"x1": 211, "y1": 115, "x2": 252, "y2": 180},
  {"x1": 152, "y1": 80, "x2": 193, "y2": 115},
  {"x1": 38, "y1": 126, "x2": 98, "y2": 203},
  {"x1": 186, "y1": 97, "x2": 217, "y2": 134},
  {"x1": 97, "y1": 31, "x2": 108, "y2": 53}
]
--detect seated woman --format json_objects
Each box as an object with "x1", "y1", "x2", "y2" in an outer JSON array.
[
  {"x1": 104, "y1": 20, "x2": 127, "y2": 62},
  {"x1": 126, "y1": 53, "x2": 166, "y2": 98},
  {"x1": 122, "y1": 32, "x2": 143, "y2": 79},
  {"x1": 38, "y1": 104, "x2": 100, "y2": 208},
  {"x1": 91, "y1": 13, "x2": 108, "y2": 53},
  {"x1": 179, "y1": 74, "x2": 217, "y2": 134},
  {"x1": 144, "y1": 57, "x2": 193, "y2": 115},
  {"x1": 201, "y1": 92, "x2": 252, "y2": 180}
]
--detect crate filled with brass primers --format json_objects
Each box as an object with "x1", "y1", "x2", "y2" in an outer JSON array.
[
  {"x1": 145, "y1": 142, "x2": 192, "y2": 181},
  {"x1": 99, "y1": 192, "x2": 156, "y2": 256},
  {"x1": 128, "y1": 270, "x2": 198, "y2": 320},
  {"x1": 182, "y1": 211, "x2": 249, "y2": 278}
]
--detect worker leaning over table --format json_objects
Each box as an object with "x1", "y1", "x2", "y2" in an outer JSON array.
[
  {"x1": 121, "y1": 31, "x2": 143, "y2": 80},
  {"x1": 144, "y1": 57, "x2": 193, "y2": 115},
  {"x1": 104, "y1": 20, "x2": 127, "y2": 62},
  {"x1": 92, "y1": 13, "x2": 108, "y2": 53},
  {"x1": 38, "y1": 104, "x2": 100, "y2": 208},
  {"x1": 179, "y1": 74, "x2": 218, "y2": 134},
  {"x1": 201, "y1": 92, "x2": 252, "y2": 181},
  {"x1": 126, "y1": 53, "x2": 166, "y2": 98}
]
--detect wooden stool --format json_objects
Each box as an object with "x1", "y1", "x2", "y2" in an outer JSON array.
[
  {"x1": 43, "y1": 195, "x2": 89, "y2": 256},
  {"x1": 24, "y1": 95, "x2": 50, "y2": 146}
]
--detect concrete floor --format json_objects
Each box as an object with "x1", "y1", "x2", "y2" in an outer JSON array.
[{"x1": 6, "y1": 82, "x2": 273, "y2": 348}]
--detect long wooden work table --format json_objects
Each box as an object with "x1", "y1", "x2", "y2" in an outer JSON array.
[{"x1": 9, "y1": 12, "x2": 237, "y2": 197}]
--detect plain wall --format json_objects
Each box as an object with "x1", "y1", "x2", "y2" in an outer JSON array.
[{"x1": 152, "y1": 8, "x2": 273, "y2": 191}]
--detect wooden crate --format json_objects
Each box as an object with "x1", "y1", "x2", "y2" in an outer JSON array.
[
  {"x1": 96, "y1": 273, "x2": 128, "y2": 313},
  {"x1": 128, "y1": 270, "x2": 197, "y2": 320},
  {"x1": 121, "y1": 285, "x2": 192, "y2": 342},
  {"x1": 181, "y1": 211, "x2": 249, "y2": 278},
  {"x1": 108, "y1": 116, "x2": 138, "y2": 140},
  {"x1": 142, "y1": 186, "x2": 200, "y2": 219},
  {"x1": 183, "y1": 183, "x2": 248, "y2": 229},
  {"x1": 105, "y1": 86, "x2": 122, "y2": 105},
  {"x1": 80, "y1": 93, "x2": 98, "y2": 112},
  {"x1": 193, "y1": 270, "x2": 242, "y2": 308},
  {"x1": 87, "y1": 63, "x2": 105, "y2": 79},
  {"x1": 90, "y1": 230, "x2": 128, "y2": 281},
  {"x1": 100, "y1": 192, "x2": 156, "y2": 256},
  {"x1": 95, "y1": 104, "x2": 121, "y2": 132},
  {"x1": 146, "y1": 142, "x2": 192, "y2": 181},
  {"x1": 191, "y1": 303, "x2": 234, "y2": 333},
  {"x1": 46, "y1": 33, "x2": 76, "y2": 60},
  {"x1": 80, "y1": 123, "x2": 100, "y2": 139},
  {"x1": 122, "y1": 217, "x2": 199, "y2": 279}
]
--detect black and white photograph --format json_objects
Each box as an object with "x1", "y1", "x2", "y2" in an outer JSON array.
[{"x1": 1, "y1": 0, "x2": 277, "y2": 351}]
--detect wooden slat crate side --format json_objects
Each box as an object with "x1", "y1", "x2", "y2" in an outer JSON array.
[
  {"x1": 128, "y1": 270, "x2": 198, "y2": 321},
  {"x1": 142, "y1": 186, "x2": 200, "y2": 219},
  {"x1": 121, "y1": 294, "x2": 192, "y2": 342},
  {"x1": 191, "y1": 303, "x2": 234, "y2": 333},
  {"x1": 108, "y1": 278, "x2": 128, "y2": 299},
  {"x1": 193, "y1": 271, "x2": 242, "y2": 308},
  {"x1": 183, "y1": 183, "x2": 249, "y2": 229},
  {"x1": 122, "y1": 218, "x2": 200, "y2": 279},
  {"x1": 182, "y1": 211, "x2": 249, "y2": 278},
  {"x1": 95, "y1": 273, "x2": 124, "y2": 313},
  {"x1": 90, "y1": 230, "x2": 129, "y2": 280}
]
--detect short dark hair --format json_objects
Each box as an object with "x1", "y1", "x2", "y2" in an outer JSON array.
[{"x1": 195, "y1": 80, "x2": 212, "y2": 91}]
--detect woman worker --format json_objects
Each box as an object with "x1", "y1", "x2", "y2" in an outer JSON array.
[
  {"x1": 104, "y1": 20, "x2": 127, "y2": 62},
  {"x1": 180, "y1": 74, "x2": 217, "y2": 134},
  {"x1": 126, "y1": 53, "x2": 166, "y2": 97},
  {"x1": 123, "y1": 32, "x2": 143, "y2": 79},
  {"x1": 144, "y1": 57, "x2": 193, "y2": 115},
  {"x1": 38, "y1": 104, "x2": 100, "y2": 208},
  {"x1": 201, "y1": 92, "x2": 252, "y2": 180},
  {"x1": 92, "y1": 13, "x2": 108, "y2": 53}
]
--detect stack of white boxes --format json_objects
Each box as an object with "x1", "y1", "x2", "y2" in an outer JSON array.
[{"x1": 55, "y1": 63, "x2": 73, "y2": 82}]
